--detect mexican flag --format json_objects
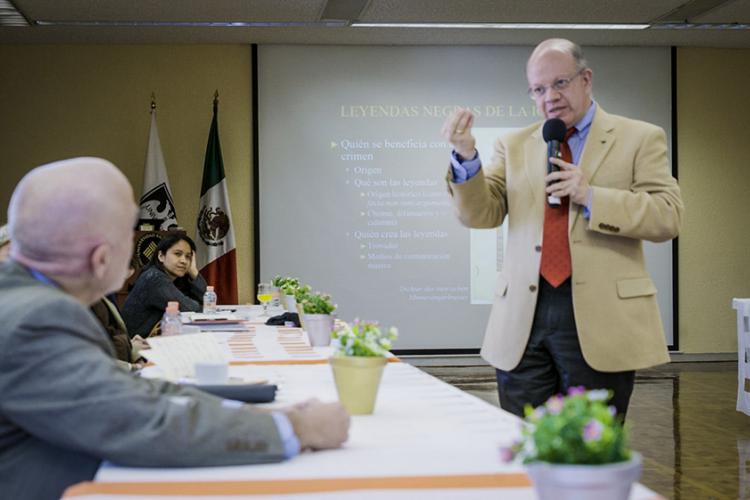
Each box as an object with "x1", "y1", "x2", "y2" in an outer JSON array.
[
  {"x1": 195, "y1": 95, "x2": 238, "y2": 304},
  {"x1": 139, "y1": 106, "x2": 179, "y2": 230}
]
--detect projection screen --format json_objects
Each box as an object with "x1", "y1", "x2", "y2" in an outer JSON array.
[{"x1": 258, "y1": 45, "x2": 674, "y2": 350}]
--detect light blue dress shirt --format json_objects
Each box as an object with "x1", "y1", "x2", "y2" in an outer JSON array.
[{"x1": 271, "y1": 412, "x2": 301, "y2": 458}]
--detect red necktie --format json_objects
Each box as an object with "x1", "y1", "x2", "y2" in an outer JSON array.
[{"x1": 540, "y1": 128, "x2": 575, "y2": 288}]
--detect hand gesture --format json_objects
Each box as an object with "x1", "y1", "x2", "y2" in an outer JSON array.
[
  {"x1": 546, "y1": 157, "x2": 590, "y2": 206},
  {"x1": 440, "y1": 108, "x2": 476, "y2": 160},
  {"x1": 188, "y1": 252, "x2": 199, "y2": 279},
  {"x1": 284, "y1": 398, "x2": 350, "y2": 451},
  {"x1": 131, "y1": 335, "x2": 150, "y2": 352}
]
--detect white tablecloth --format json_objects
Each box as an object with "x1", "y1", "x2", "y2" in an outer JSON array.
[{"x1": 64, "y1": 362, "x2": 662, "y2": 499}]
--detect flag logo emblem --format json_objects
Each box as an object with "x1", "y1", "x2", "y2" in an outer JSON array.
[
  {"x1": 134, "y1": 233, "x2": 164, "y2": 267},
  {"x1": 197, "y1": 206, "x2": 230, "y2": 247},
  {"x1": 139, "y1": 183, "x2": 178, "y2": 230}
]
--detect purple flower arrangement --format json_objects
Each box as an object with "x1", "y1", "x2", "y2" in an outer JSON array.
[{"x1": 501, "y1": 387, "x2": 631, "y2": 465}]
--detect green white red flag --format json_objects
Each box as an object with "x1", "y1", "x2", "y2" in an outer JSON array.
[{"x1": 195, "y1": 95, "x2": 238, "y2": 304}]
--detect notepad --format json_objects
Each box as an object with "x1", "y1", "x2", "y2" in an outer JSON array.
[
  {"x1": 140, "y1": 334, "x2": 227, "y2": 381},
  {"x1": 183, "y1": 312, "x2": 241, "y2": 323}
]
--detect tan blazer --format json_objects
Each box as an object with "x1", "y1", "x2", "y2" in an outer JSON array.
[{"x1": 448, "y1": 106, "x2": 683, "y2": 372}]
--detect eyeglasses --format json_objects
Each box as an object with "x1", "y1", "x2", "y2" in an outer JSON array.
[{"x1": 527, "y1": 68, "x2": 585, "y2": 100}]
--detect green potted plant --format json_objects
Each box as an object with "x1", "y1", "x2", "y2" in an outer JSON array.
[
  {"x1": 298, "y1": 291, "x2": 336, "y2": 346},
  {"x1": 291, "y1": 284, "x2": 312, "y2": 329},
  {"x1": 272, "y1": 276, "x2": 301, "y2": 311},
  {"x1": 501, "y1": 387, "x2": 641, "y2": 500},
  {"x1": 293, "y1": 284, "x2": 312, "y2": 303},
  {"x1": 329, "y1": 319, "x2": 398, "y2": 415}
]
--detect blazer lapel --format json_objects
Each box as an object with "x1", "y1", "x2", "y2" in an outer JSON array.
[
  {"x1": 570, "y1": 107, "x2": 615, "y2": 232},
  {"x1": 524, "y1": 125, "x2": 548, "y2": 206}
]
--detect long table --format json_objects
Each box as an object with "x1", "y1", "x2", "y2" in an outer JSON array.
[{"x1": 63, "y1": 321, "x2": 663, "y2": 499}]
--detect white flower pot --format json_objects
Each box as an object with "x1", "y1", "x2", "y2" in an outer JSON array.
[
  {"x1": 285, "y1": 295, "x2": 297, "y2": 313},
  {"x1": 303, "y1": 313, "x2": 333, "y2": 346},
  {"x1": 526, "y1": 452, "x2": 642, "y2": 500}
]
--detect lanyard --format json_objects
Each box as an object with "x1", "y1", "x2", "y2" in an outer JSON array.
[{"x1": 26, "y1": 265, "x2": 58, "y2": 288}]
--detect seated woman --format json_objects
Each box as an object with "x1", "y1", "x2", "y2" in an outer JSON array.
[{"x1": 122, "y1": 233, "x2": 207, "y2": 338}]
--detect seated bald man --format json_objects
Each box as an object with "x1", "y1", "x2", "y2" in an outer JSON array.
[{"x1": 0, "y1": 158, "x2": 350, "y2": 500}]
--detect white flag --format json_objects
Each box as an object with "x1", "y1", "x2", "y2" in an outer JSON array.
[{"x1": 139, "y1": 108, "x2": 178, "y2": 230}]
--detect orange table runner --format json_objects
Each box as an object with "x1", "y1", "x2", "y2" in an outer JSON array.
[{"x1": 65, "y1": 473, "x2": 531, "y2": 497}]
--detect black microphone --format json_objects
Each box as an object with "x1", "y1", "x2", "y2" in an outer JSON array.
[{"x1": 542, "y1": 118, "x2": 567, "y2": 207}]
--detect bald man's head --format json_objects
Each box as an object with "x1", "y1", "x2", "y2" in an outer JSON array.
[
  {"x1": 8, "y1": 157, "x2": 137, "y2": 297},
  {"x1": 526, "y1": 38, "x2": 593, "y2": 128},
  {"x1": 527, "y1": 38, "x2": 588, "y2": 74}
]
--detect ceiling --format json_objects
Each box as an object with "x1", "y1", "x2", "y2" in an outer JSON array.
[{"x1": 1, "y1": 0, "x2": 750, "y2": 47}]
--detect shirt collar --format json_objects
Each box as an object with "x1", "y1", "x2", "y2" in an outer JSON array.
[{"x1": 572, "y1": 100, "x2": 597, "y2": 135}]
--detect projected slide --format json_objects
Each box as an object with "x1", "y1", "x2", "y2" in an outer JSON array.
[
  {"x1": 329, "y1": 127, "x2": 507, "y2": 305},
  {"x1": 258, "y1": 45, "x2": 673, "y2": 349}
]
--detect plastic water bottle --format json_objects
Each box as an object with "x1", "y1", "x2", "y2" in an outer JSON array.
[
  {"x1": 203, "y1": 286, "x2": 217, "y2": 314},
  {"x1": 161, "y1": 301, "x2": 182, "y2": 336}
]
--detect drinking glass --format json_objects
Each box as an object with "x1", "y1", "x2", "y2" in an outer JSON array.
[{"x1": 257, "y1": 282, "x2": 273, "y2": 316}]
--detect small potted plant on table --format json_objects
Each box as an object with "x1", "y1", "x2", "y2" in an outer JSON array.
[
  {"x1": 272, "y1": 276, "x2": 301, "y2": 312},
  {"x1": 329, "y1": 319, "x2": 398, "y2": 415},
  {"x1": 298, "y1": 291, "x2": 336, "y2": 346},
  {"x1": 502, "y1": 387, "x2": 642, "y2": 500}
]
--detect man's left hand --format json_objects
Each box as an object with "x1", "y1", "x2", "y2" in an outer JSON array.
[{"x1": 546, "y1": 157, "x2": 590, "y2": 206}]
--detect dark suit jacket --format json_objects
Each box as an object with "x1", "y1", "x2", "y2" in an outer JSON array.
[{"x1": 0, "y1": 261, "x2": 285, "y2": 500}]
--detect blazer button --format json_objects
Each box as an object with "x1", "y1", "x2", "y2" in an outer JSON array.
[
  {"x1": 529, "y1": 284, "x2": 537, "y2": 292},
  {"x1": 535, "y1": 245, "x2": 542, "y2": 252}
]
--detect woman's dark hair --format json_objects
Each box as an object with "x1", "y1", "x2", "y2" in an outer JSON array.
[
  {"x1": 148, "y1": 233, "x2": 198, "y2": 291},
  {"x1": 149, "y1": 233, "x2": 197, "y2": 267}
]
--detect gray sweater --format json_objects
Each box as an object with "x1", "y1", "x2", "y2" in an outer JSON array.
[{"x1": 122, "y1": 265, "x2": 207, "y2": 338}]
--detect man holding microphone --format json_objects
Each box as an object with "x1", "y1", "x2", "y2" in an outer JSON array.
[{"x1": 442, "y1": 38, "x2": 683, "y2": 418}]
